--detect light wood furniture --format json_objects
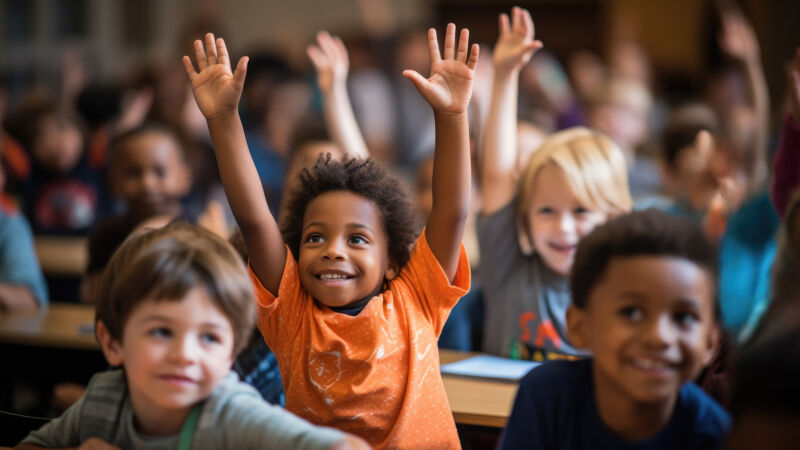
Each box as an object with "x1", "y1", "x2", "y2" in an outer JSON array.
[
  {"x1": 34, "y1": 236, "x2": 88, "y2": 276},
  {"x1": 439, "y1": 349, "x2": 519, "y2": 428},
  {"x1": 0, "y1": 305, "x2": 517, "y2": 427},
  {"x1": 0, "y1": 302, "x2": 97, "y2": 350}
]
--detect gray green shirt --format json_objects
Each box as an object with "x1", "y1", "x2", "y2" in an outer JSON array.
[
  {"x1": 477, "y1": 201, "x2": 583, "y2": 360},
  {"x1": 21, "y1": 370, "x2": 345, "y2": 449}
]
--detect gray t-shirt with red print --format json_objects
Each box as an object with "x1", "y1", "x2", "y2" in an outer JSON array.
[{"x1": 477, "y1": 200, "x2": 584, "y2": 360}]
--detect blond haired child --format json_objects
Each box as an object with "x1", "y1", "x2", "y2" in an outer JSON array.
[
  {"x1": 480, "y1": 7, "x2": 632, "y2": 360},
  {"x1": 17, "y1": 222, "x2": 366, "y2": 449},
  {"x1": 184, "y1": 25, "x2": 477, "y2": 448}
]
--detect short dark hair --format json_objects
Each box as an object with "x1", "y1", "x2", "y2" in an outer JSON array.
[
  {"x1": 662, "y1": 103, "x2": 720, "y2": 168},
  {"x1": 570, "y1": 209, "x2": 718, "y2": 310},
  {"x1": 732, "y1": 328, "x2": 800, "y2": 417},
  {"x1": 95, "y1": 222, "x2": 256, "y2": 356},
  {"x1": 288, "y1": 116, "x2": 331, "y2": 164},
  {"x1": 280, "y1": 154, "x2": 418, "y2": 270},
  {"x1": 107, "y1": 121, "x2": 187, "y2": 169}
]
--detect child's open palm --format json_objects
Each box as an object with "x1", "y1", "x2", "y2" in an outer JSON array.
[
  {"x1": 182, "y1": 34, "x2": 248, "y2": 121},
  {"x1": 493, "y1": 7, "x2": 542, "y2": 73},
  {"x1": 307, "y1": 31, "x2": 349, "y2": 93},
  {"x1": 403, "y1": 24, "x2": 479, "y2": 115}
]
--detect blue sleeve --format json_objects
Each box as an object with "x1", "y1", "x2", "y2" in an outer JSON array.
[
  {"x1": 498, "y1": 369, "x2": 553, "y2": 450},
  {"x1": 0, "y1": 213, "x2": 49, "y2": 306}
]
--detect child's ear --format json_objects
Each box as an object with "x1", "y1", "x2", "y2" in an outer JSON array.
[
  {"x1": 702, "y1": 324, "x2": 721, "y2": 367},
  {"x1": 566, "y1": 305, "x2": 589, "y2": 350},
  {"x1": 385, "y1": 260, "x2": 399, "y2": 281},
  {"x1": 96, "y1": 321, "x2": 124, "y2": 367}
]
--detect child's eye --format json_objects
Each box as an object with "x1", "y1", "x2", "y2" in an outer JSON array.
[
  {"x1": 154, "y1": 166, "x2": 167, "y2": 178},
  {"x1": 305, "y1": 233, "x2": 323, "y2": 244},
  {"x1": 200, "y1": 333, "x2": 221, "y2": 344},
  {"x1": 149, "y1": 327, "x2": 172, "y2": 338},
  {"x1": 673, "y1": 311, "x2": 699, "y2": 327},
  {"x1": 619, "y1": 306, "x2": 643, "y2": 322},
  {"x1": 574, "y1": 206, "x2": 590, "y2": 215},
  {"x1": 349, "y1": 235, "x2": 367, "y2": 245},
  {"x1": 537, "y1": 206, "x2": 554, "y2": 215}
]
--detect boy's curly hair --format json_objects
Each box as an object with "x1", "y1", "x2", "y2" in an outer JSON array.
[{"x1": 280, "y1": 154, "x2": 418, "y2": 271}]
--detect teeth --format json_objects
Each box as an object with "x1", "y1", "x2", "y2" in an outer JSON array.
[
  {"x1": 632, "y1": 358, "x2": 670, "y2": 370},
  {"x1": 320, "y1": 273, "x2": 348, "y2": 280}
]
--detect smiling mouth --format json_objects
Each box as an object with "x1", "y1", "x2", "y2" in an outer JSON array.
[
  {"x1": 159, "y1": 374, "x2": 196, "y2": 386},
  {"x1": 630, "y1": 357, "x2": 679, "y2": 374},
  {"x1": 548, "y1": 242, "x2": 576, "y2": 253}
]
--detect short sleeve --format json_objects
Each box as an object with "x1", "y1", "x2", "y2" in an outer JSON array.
[
  {"x1": 0, "y1": 213, "x2": 49, "y2": 306},
  {"x1": 396, "y1": 229, "x2": 470, "y2": 335},
  {"x1": 477, "y1": 200, "x2": 525, "y2": 292},
  {"x1": 248, "y1": 245, "x2": 308, "y2": 353},
  {"x1": 19, "y1": 393, "x2": 85, "y2": 446},
  {"x1": 218, "y1": 391, "x2": 346, "y2": 450}
]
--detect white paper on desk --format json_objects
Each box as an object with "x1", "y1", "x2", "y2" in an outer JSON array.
[{"x1": 440, "y1": 355, "x2": 540, "y2": 381}]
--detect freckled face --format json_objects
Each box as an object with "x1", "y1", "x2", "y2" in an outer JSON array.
[{"x1": 298, "y1": 191, "x2": 393, "y2": 308}]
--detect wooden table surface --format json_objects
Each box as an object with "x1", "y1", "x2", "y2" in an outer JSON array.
[
  {"x1": 439, "y1": 349, "x2": 519, "y2": 428},
  {"x1": 0, "y1": 302, "x2": 97, "y2": 350},
  {"x1": 0, "y1": 305, "x2": 516, "y2": 427}
]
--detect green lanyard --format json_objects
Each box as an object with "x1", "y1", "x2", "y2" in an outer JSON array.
[{"x1": 177, "y1": 403, "x2": 203, "y2": 450}]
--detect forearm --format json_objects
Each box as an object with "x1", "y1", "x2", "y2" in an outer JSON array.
[
  {"x1": 743, "y1": 56, "x2": 770, "y2": 189},
  {"x1": 426, "y1": 111, "x2": 471, "y2": 280},
  {"x1": 771, "y1": 115, "x2": 800, "y2": 217},
  {"x1": 481, "y1": 68, "x2": 521, "y2": 213},
  {"x1": 322, "y1": 85, "x2": 369, "y2": 159},
  {"x1": 0, "y1": 283, "x2": 39, "y2": 313},
  {"x1": 206, "y1": 114, "x2": 285, "y2": 291}
]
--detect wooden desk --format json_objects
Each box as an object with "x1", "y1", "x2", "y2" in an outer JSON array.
[
  {"x1": 0, "y1": 302, "x2": 97, "y2": 350},
  {"x1": 440, "y1": 350, "x2": 519, "y2": 428},
  {"x1": 34, "y1": 236, "x2": 88, "y2": 276}
]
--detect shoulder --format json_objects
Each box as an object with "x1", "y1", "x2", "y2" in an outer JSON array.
[
  {"x1": 678, "y1": 382, "x2": 732, "y2": 440},
  {"x1": 515, "y1": 359, "x2": 590, "y2": 409}
]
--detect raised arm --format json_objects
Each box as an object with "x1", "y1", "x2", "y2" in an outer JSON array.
[
  {"x1": 306, "y1": 31, "x2": 370, "y2": 159},
  {"x1": 183, "y1": 34, "x2": 285, "y2": 294},
  {"x1": 481, "y1": 7, "x2": 543, "y2": 215},
  {"x1": 402, "y1": 24, "x2": 478, "y2": 281},
  {"x1": 719, "y1": 9, "x2": 769, "y2": 192}
]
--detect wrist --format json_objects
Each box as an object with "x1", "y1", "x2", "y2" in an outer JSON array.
[
  {"x1": 206, "y1": 112, "x2": 242, "y2": 129},
  {"x1": 434, "y1": 110, "x2": 468, "y2": 122}
]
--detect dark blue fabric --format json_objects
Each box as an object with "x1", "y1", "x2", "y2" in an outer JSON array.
[
  {"x1": 438, "y1": 286, "x2": 483, "y2": 351},
  {"x1": 499, "y1": 359, "x2": 731, "y2": 450},
  {"x1": 233, "y1": 328, "x2": 284, "y2": 406}
]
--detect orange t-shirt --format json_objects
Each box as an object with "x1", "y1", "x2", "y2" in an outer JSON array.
[{"x1": 249, "y1": 233, "x2": 470, "y2": 449}]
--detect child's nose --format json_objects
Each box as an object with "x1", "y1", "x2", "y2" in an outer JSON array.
[
  {"x1": 322, "y1": 240, "x2": 346, "y2": 260},
  {"x1": 557, "y1": 212, "x2": 576, "y2": 232},
  {"x1": 170, "y1": 335, "x2": 200, "y2": 364},
  {"x1": 643, "y1": 315, "x2": 676, "y2": 347}
]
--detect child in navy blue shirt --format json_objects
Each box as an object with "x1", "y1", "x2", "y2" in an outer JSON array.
[{"x1": 500, "y1": 209, "x2": 731, "y2": 449}]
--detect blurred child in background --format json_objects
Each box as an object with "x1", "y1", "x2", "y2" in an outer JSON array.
[
  {"x1": 0, "y1": 158, "x2": 48, "y2": 312},
  {"x1": 479, "y1": 7, "x2": 631, "y2": 360}
]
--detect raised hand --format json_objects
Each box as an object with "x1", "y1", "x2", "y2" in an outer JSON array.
[
  {"x1": 788, "y1": 48, "x2": 800, "y2": 124},
  {"x1": 719, "y1": 11, "x2": 760, "y2": 65},
  {"x1": 402, "y1": 24, "x2": 479, "y2": 116},
  {"x1": 307, "y1": 31, "x2": 349, "y2": 93},
  {"x1": 493, "y1": 7, "x2": 543, "y2": 74},
  {"x1": 182, "y1": 33, "x2": 248, "y2": 122}
]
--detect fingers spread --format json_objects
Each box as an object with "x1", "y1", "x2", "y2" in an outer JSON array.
[
  {"x1": 193, "y1": 39, "x2": 208, "y2": 70},
  {"x1": 456, "y1": 28, "x2": 470, "y2": 63},
  {"x1": 427, "y1": 28, "x2": 442, "y2": 64},
  {"x1": 499, "y1": 13, "x2": 510, "y2": 35},
  {"x1": 443, "y1": 23, "x2": 456, "y2": 60},
  {"x1": 467, "y1": 43, "x2": 480, "y2": 70},
  {"x1": 522, "y1": 8, "x2": 534, "y2": 39},
  {"x1": 216, "y1": 37, "x2": 231, "y2": 68},
  {"x1": 206, "y1": 33, "x2": 218, "y2": 65},
  {"x1": 182, "y1": 55, "x2": 197, "y2": 79},
  {"x1": 307, "y1": 45, "x2": 326, "y2": 68},
  {"x1": 233, "y1": 56, "x2": 249, "y2": 89}
]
